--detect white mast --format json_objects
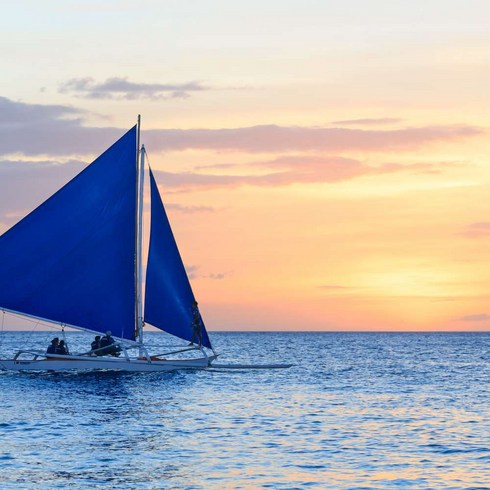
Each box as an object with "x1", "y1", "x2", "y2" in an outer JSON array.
[
  {"x1": 137, "y1": 145, "x2": 145, "y2": 350},
  {"x1": 135, "y1": 115, "x2": 145, "y2": 353}
]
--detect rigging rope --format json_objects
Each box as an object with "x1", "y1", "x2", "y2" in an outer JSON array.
[
  {"x1": 0, "y1": 310, "x2": 5, "y2": 348},
  {"x1": 2, "y1": 310, "x2": 63, "y2": 350}
]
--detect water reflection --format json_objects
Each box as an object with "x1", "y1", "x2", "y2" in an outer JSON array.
[{"x1": 0, "y1": 331, "x2": 489, "y2": 488}]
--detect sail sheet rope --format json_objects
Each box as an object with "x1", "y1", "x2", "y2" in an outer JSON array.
[
  {"x1": 1, "y1": 310, "x2": 60, "y2": 348},
  {"x1": 0, "y1": 310, "x2": 4, "y2": 348}
]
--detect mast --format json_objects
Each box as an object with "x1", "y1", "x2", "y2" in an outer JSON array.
[
  {"x1": 135, "y1": 115, "x2": 144, "y2": 349},
  {"x1": 137, "y1": 145, "x2": 145, "y2": 348}
]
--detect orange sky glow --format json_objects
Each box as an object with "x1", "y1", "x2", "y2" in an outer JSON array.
[{"x1": 1, "y1": 1, "x2": 489, "y2": 331}]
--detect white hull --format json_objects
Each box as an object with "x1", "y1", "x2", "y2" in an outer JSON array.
[{"x1": 0, "y1": 354, "x2": 217, "y2": 372}]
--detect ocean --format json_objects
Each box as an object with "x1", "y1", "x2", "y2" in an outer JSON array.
[{"x1": 0, "y1": 331, "x2": 489, "y2": 489}]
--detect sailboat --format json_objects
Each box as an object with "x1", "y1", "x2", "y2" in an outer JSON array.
[{"x1": 0, "y1": 118, "x2": 291, "y2": 372}]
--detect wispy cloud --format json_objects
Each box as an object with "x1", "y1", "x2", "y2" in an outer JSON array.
[
  {"x1": 203, "y1": 273, "x2": 228, "y2": 280},
  {"x1": 152, "y1": 156, "x2": 461, "y2": 190},
  {"x1": 318, "y1": 285, "x2": 352, "y2": 290},
  {"x1": 0, "y1": 96, "x2": 81, "y2": 124},
  {"x1": 459, "y1": 313, "x2": 490, "y2": 322},
  {"x1": 59, "y1": 77, "x2": 207, "y2": 100},
  {"x1": 166, "y1": 203, "x2": 216, "y2": 214},
  {"x1": 184, "y1": 265, "x2": 228, "y2": 280},
  {"x1": 0, "y1": 97, "x2": 120, "y2": 156},
  {"x1": 331, "y1": 118, "x2": 403, "y2": 126},
  {"x1": 460, "y1": 222, "x2": 490, "y2": 238},
  {"x1": 373, "y1": 161, "x2": 463, "y2": 176},
  {"x1": 144, "y1": 124, "x2": 482, "y2": 153},
  {"x1": 185, "y1": 265, "x2": 199, "y2": 280}
]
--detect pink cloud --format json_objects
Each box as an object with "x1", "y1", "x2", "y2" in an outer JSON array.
[
  {"x1": 459, "y1": 313, "x2": 490, "y2": 322},
  {"x1": 165, "y1": 203, "x2": 216, "y2": 214},
  {"x1": 460, "y1": 222, "x2": 490, "y2": 238},
  {"x1": 144, "y1": 124, "x2": 482, "y2": 153},
  {"x1": 318, "y1": 285, "x2": 352, "y2": 290},
  {"x1": 152, "y1": 156, "x2": 462, "y2": 191},
  {"x1": 331, "y1": 118, "x2": 402, "y2": 126}
]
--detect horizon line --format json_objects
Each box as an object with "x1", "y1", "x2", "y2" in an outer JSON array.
[{"x1": 2, "y1": 329, "x2": 489, "y2": 334}]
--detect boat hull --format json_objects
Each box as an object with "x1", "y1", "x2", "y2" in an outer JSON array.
[{"x1": 0, "y1": 355, "x2": 217, "y2": 372}]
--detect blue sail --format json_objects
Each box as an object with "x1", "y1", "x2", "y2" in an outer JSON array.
[
  {"x1": 0, "y1": 127, "x2": 137, "y2": 340},
  {"x1": 144, "y1": 169, "x2": 212, "y2": 349}
]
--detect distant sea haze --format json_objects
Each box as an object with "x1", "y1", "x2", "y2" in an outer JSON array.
[{"x1": 0, "y1": 331, "x2": 489, "y2": 489}]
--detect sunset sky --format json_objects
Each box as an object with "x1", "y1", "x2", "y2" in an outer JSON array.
[{"x1": 1, "y1": 0, "x2": 490, "y2": 331}]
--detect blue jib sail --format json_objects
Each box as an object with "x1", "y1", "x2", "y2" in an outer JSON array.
[
  {"x1": 144, "y1": 169, "x2": 212, "y2": 349},
  {"x1": 0, "y1": 127, "x2": 137, "y2": 340}
]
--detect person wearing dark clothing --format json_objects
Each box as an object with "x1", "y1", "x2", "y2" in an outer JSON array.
[
  {"x1": 91, "y1": 335, "x2": 101, "y2": 354},
  {"x1": 56, "y1": 340, "x2": 69, "y2": 355},
  {"x1": 189, "y1": 301, "x2": 203, "y2": 347},
  {"x1": 46, "y1": 337, "x2": 59, "y2": 354},
  {"x1": 99, "y1": 331, "x2": 120, "y2": 356},
  {"x1": 99, "y1": 331, "x2": 114, "y2": 348}
]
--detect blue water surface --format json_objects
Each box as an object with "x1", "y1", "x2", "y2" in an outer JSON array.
[{"x1": 0, "y1": 331, "x2": 489, "y2": 489}]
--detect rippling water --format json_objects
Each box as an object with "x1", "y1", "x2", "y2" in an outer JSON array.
[{"x1": 0, "y1": 331, "x2": 489, "y2": 489}]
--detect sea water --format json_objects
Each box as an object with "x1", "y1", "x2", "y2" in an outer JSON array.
[{"x1": 0, "y1": 331, "x2": 489, "y2": 489}]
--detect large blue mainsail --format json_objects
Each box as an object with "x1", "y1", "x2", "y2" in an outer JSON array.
[
  {"x1": 144, "y1": 169, "x2": 212, "y2": 349},
  {"x1": 0, "y1": 127, "x2": 137, "y2": 340}
]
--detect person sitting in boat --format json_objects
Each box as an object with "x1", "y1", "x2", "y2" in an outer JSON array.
[
  {"x1": 46, "y1": 337, "x2": 59, "y2": 354},
  {"x1": 99, "y1": 330, "x2": 121, "y2": 356},
  {"x1": 56, "y1": 340, "x2": 69, "y2": 355},
  {"x1": 100, "y1": 331, "x2": 114, "y2": 348},
  {"x1": 91, "y1": 335, "x2": 101, "y2": 355},
  {"x1": 189, "y1": 301, "x2": 203, "y2": 347}
]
